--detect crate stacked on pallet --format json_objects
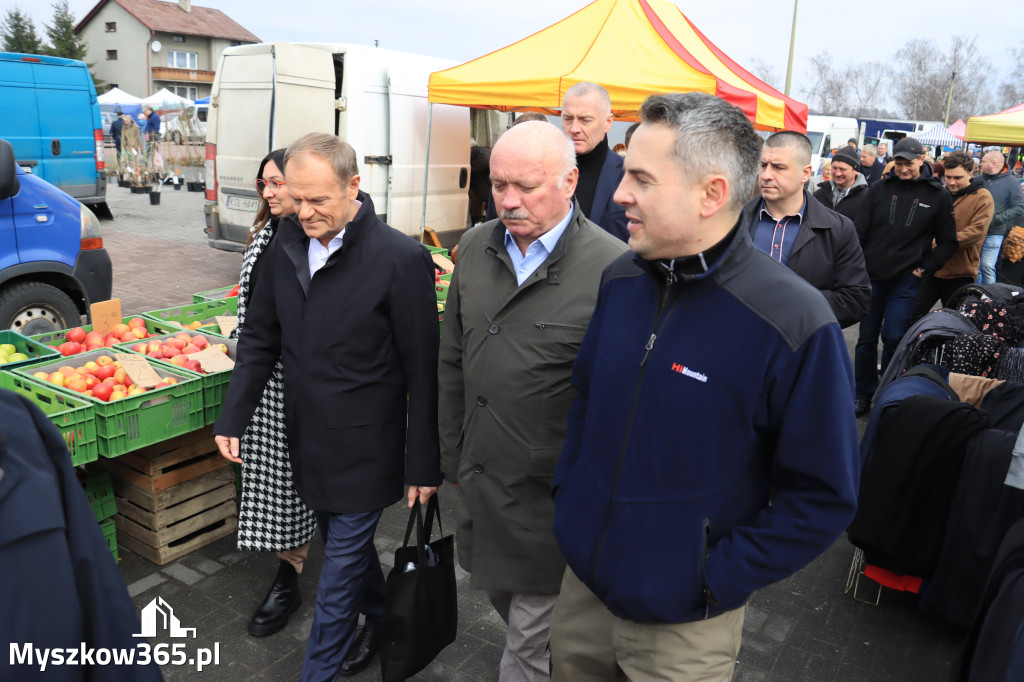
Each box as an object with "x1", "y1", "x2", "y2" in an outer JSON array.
[
  {"x1": 100, "y1": 426, "x2": 237, "y2": 565},
  {"x1": 79, "y1": 467, "x2": 120, "y2": 561}
]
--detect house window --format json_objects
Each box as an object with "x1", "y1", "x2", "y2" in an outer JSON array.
[
  {"x1": 172, "y1": 35, "x2": 185, "y2": 43},
  {"x1": 170, "y1": 86, "x2": 198, "y2": 101},
  {"x1": 167, "y1": 51, "x2": 197, "y2": 70},
  {"x1": 106, "y1": 50, "x2": 117, "y2": 60},
  {"x1": 105, "y1": 22, "x2": 116, "y2": 32}
]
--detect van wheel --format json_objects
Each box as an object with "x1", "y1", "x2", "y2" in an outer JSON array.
[{"x1": 0, "y1": 282, "x2": 80, "y2": 336}]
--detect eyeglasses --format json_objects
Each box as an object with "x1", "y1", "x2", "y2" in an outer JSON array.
[{"x1": 255, "y1": 178, "x2": 286, "y2": 192}]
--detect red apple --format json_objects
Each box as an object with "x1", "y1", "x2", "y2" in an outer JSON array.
[
  {"x1": 168, "y1": 354, "x2": 188, "y2": 367},
  {"x1": 127, "y1": 317, "x2": 146, "y2": 329},
  {"x1": 65, "y1": 327, "x2": 86, "y2": 344},
  {"x1": 110, "y1": 323, "x2": 130, "y2": 338},
  {"x1": 58, "y1": 341, "x2": 82, "y2": 356},
  {"x1": 162, "y1": 346, "x2": 182, "y2": 358},
  {"x1": 183, "y1": 359, "x2": 202, "y2": 372},
  {"x1": 131, "y1": 342, "x2": 146, "y2": 353},
  {"x1": 191, "y1": 335, "x2": 210, "y2": 350},
  {"x1": 146, "y1": 350, "x2": 164, "y2": 359},
  {"x1": 94, "y1": 365, "x2": 116, "y2": 381},
  {"x1": 84, "y1": 331, "x2": 103, "y2": 345},
  {"x1": 182, "y1": 344, "x2": 200, "y2": 354},
  {"x1": 165, "y1": 337, "x2": 187, "y2": 351},
  {"x1": 91, "y1": 383, "x2": 114, "y2": 402}
]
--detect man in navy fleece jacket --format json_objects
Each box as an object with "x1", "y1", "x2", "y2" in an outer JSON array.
[{"x1": 549, "y1": 92, "x2": 860, "y2": 681}]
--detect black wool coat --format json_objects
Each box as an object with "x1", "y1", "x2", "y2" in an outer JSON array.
[{"x1": 215, "y1": 192, "x2": 442, "y2": 513}]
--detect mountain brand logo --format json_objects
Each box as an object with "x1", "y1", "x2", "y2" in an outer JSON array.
[
  {"x1": 919, "y1": 203, "x2": 931, "y2": 208},
  {"x1": 670, "y1": 362, "x2": 708, "y2": 383},
  {"x1": 133, "y1": 597, "x2": 196, "y2": 638}
]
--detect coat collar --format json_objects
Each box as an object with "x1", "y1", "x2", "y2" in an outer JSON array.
[
  {"x1": 741, "y1": 190, "x2": 835, "y2": 259},
  {"x1": 483, "y1": 199, "x2": 585, "y2": 287},
  {"x1": 278, "y1": 190, "x2": 377, "y2": 296}
]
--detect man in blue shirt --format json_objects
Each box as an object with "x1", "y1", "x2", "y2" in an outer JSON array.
[
  {"x1": 438, "y1": 120, "x2": 626, "y2": 681},
  {"x1": 743, "y1": 131, "x2": 870, "y2": 328}
]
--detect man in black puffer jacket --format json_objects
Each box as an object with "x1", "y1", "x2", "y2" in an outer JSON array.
[{"x1": 853, "y1": 137, "x2": 958, "y2": 416}]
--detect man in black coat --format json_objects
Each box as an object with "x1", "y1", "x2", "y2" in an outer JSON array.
[
  {"x1": 560, "y1": 82, "x2": 629, "y2": 242},
  {"x1": 812, "y1": 146, "x2": 869, "y2": 223},
  {"x1": 215, "y1": 133, "x2": 442, "y2": 681},
  {"x1": 860, "y1": 144, "x2": 886, "y2": 185},
  {"x1": 743, "y1": 131, "x2": 870, "y2": 328},
  {"x1": 853, "y1": 137, "x2": 957, "y2": 416}
]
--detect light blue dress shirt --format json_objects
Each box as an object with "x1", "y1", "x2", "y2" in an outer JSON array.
[
  {"x1": 503, "y1": 206, "x2": 574, "y2": 285},
  {"x1": 307, "y1": 200, "x2": 360, "y2": 277}
]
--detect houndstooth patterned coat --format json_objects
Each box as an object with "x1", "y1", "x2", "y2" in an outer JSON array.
[{"x1": 230, "y1": 219, "x2": 317, "y2": 551}]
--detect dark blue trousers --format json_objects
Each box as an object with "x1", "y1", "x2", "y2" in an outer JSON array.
[
  {"x1": 855, "y1": 271, "x2": 921, "y2": 400},
  {"x1": 300, "y1": 509, "x2": 386, "y2": 682}
]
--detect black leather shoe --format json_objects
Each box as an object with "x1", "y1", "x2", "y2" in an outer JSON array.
[
  {"x1": 248, "y1": 560, "x2": 301, "y2": 637},
  {"x1": 855, "y1": 397, "x2": 871, "y2": 417},
  {"x1": 338, "y1": 620, "x2": 379, "y2": 677}
]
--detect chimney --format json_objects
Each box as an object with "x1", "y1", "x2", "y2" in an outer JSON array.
[{"x1": 180, "y1": 0, "x2": 191, "y2": 12}]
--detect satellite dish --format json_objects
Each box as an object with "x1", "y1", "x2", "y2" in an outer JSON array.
[{"x1": 151, "y1": 40, "x2": 162, "y2": 53}]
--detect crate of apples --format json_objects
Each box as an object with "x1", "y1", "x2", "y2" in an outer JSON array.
[
  {"x1": 121, "y1": 332, "x2": 232, "y2": 374},
  {"x1": 30, "y1": 355, "x2": 175, "y2": 401},
  {"x1": 51, "y1": 317, "x2": 158, "y2": 357}
]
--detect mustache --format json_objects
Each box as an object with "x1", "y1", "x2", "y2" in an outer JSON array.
[{"x1": 500, "y1": 210, "x2": 529, "y2": 221}]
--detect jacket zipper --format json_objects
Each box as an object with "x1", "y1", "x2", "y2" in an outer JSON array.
[
  {"x1": 703, "y1": 518, "x2": 713, "y2": 619},
  {"x1": 590, "y1": 267, "x2": 678, "y2": 580},
  {"x1": 905, "y1": 198, "x2": 919, "y2": 227},
  {"x1": 889, "y1": 195, "x2": 897, "y2": 224}
]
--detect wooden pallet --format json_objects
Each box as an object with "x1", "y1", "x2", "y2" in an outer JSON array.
[
  {"x1": 98, "y1": 425, "x2": 228, "y2": 493},
  {"x1": 103, "y1": 426, "x2": 238, "y2": 565}
]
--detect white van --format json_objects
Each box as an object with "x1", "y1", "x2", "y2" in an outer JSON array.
[
  {"x1": 165, "y1": 103, "x2": 208, "y2": 145},
  {"x1": 204, "y1": 42, "x2": 470, "y2": 252},
  {"x1": 805, "y1": 115, "x2": 860, "y2": 175}
]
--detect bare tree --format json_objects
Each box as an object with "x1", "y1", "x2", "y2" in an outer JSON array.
[
  {"x1": 998, "y1": 46, "x2": 1024, "y2": 110},
  {"x1": 747, "y1": 56, "x2": 782, "y2": 91},
  {"x1": 895, "y1": 36, "x2": 992, "y2": 122},
  {"x1": 802, "y1": 52, "x2": 848, "y2": 114},
  {"x1": 847, "y1": 61, "x2": 888, "y2": 118}
]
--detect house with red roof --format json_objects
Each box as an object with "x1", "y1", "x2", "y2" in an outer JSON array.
[{"x1": 75, "y1": 0, "x2": 259, "y2": 100}]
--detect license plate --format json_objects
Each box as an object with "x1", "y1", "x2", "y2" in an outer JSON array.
[{"x1": 226, "y1": 195, "x2": 258, "y2": 212}]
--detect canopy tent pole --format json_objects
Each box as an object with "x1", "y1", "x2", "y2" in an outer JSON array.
[{"x1": 420, "y1": 103, "x2": 433, "y2": 244}]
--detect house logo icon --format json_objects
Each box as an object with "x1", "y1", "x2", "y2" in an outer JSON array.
[{"x1": 133, "y1": 597, "x2": 197, "y2": 638}]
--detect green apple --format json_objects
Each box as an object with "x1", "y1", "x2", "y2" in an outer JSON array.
[
  {"x1": 0, "y1": 343, "x2": 15, "y2": 355},
  {"x1": 7, "y1": 352, "x2": 28, "y2": 362}
]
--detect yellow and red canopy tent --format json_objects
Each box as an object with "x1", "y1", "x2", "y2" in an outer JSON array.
[
  {"x1": 965, "y1": 102, "x2": 1024, "y2": 146},
  {"x1": 427, "y1": 0, "x2": 808, "y2": 132}
]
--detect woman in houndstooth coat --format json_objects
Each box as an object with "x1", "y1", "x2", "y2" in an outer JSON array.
[{"x1": 228, "y1": 148, "x2": 317, "y2": 637}]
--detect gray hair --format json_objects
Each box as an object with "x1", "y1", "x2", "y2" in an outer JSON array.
[
  {"x1": 861, "y1": 143, "x2": 877, "y2": 158},
  {"x1": 639, "y1": 92, "x2": 762, "y2": 213},
  {"x1": 563, "y1": 82, "x2": 612, "y2": 118},
  {"x1": 764, "y1": 131, "x2": 812, "y2": 165},
  {"x1": 284, "y1": 133, "x2": 359, "y2": 185},
  {"x1": 495, "y1": 120, "x2": 577, "y2": 186}
]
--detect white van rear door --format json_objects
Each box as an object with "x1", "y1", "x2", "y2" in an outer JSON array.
[
  {"x1": 387, "y1": 65, "x2": 469, "y2": 238},
  {"x1": 271, "y1": 43, "x2": 337, "y2": 146}
]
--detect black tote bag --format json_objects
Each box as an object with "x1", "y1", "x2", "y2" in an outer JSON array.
[{"x1": 379, "y1": 495, "x2": 458, "y2": 682}]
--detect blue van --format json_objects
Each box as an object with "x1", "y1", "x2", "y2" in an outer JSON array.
[
  {"x1": 0, "y1": 139, "x2": 112, "y2": 334},
  {"x1": 0, "y1": 52, "x2": 108, "y2": 217}
]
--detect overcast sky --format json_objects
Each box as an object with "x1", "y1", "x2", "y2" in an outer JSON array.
[{"x1": 7, "y1": 0, "x2": 1023, "y2": 114}]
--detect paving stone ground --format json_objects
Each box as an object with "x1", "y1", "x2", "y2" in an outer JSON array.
[{"x1": 101, "y1": 185, "x2": 968, "y2": 680}]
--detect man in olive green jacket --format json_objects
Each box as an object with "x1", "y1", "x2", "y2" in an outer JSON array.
[{"x1": 438, "y1": 121, "x2": 627, "y2": 681}]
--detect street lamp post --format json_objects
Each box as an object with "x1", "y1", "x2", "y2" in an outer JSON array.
[{"x1": 785, "y1": 0, "x2": 799, "y2": 96}]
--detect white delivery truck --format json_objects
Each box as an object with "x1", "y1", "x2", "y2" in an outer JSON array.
[
  {"x1": 805, "y1": 115, "x2": 860, "y2": 176},
  {"x1": 204, "y1": 42, "x2": 470, "y2": 252}
]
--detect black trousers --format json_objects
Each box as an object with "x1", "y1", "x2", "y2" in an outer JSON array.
[{"x1": 911, "y1": 275, "x2": 974, "y2": 325}]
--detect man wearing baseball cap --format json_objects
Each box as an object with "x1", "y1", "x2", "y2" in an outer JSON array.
[{"x1": 853, "y1": 136, "x2": 958, "y2": 416}]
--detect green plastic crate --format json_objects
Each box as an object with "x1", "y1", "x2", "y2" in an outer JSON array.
[
  {"x1": 29, "y1": 317, "x2": 179, "y2": 347},
  {"x1": 426, "y1": 245, "x2": 450, "y2": 258},
  {"x1": 142, "y1": 298, "x2": 239, "y2": 331},
  {"x1": 80, "y1": 468, "x2": 117, "y2": 521},
  {"x1": 192, "y1": 285, "x2": 237, "y2": 304},
  {"x1": 113, "y1": 331, "x2": 236, "y2": 425},
  {"x1": 99, "y1": 518, "x2": 118, "y2": 561},
  {"x1": 0, "y1": 329, "x2": 60, "y2": 370},
  {"x1": 13, "y1": 350, "x2": 205, "y2": 459},
  {"x1": 0, "y1": 372, "x2": 98, "y2": 465},
  {"x1": 435, "y1": 273, "x2": 452, "y2": 303}
]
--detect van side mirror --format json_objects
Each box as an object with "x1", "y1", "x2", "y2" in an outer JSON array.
[{"x1": 0, "y1": 139, "x2": 21, "y2": 200}]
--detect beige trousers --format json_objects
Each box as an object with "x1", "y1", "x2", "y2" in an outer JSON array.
[{"x1": 550, "y1": 568, "x2": 745, "y2": 682}]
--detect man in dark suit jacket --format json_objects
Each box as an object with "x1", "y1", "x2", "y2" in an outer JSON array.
[
  {"x1": 744, "y1": 131, "x2": 870, "y2": 328},
  {"x1": 560, "y1": 82, "x2": 629, "y2": 242},
  {"x1": 860, "y1": 144, "x2": 886, "y2": 185},
  {"x1": 215, "y1": 133, "x2": 442, "y2": 681}
]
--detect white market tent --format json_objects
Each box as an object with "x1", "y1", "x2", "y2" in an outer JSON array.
[
  {"x1": 97, "y1": 87, "x2": 142, "y2": 105},
  {"x1": 912, "y1": 122, "x2": 964, "y2": 148},
  {"x1": 140, "y1": 88, "x2": 193, "y2": 110}
]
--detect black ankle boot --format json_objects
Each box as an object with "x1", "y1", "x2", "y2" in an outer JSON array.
[{"x1": 248, "y1": 559, "x2": 301, "y2": 636}]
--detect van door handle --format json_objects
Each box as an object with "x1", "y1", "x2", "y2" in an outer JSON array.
[{"x1": 51, "y1": 140, "x2": 61, "y2": 155}]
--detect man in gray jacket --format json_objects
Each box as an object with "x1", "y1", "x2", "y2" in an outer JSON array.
[
  {"x1": 977, "y1": 150, "x2": 1024, "y2": 284},
  {"x1": 438, "y1": 121, "x2": 627, "y2": 681}
]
